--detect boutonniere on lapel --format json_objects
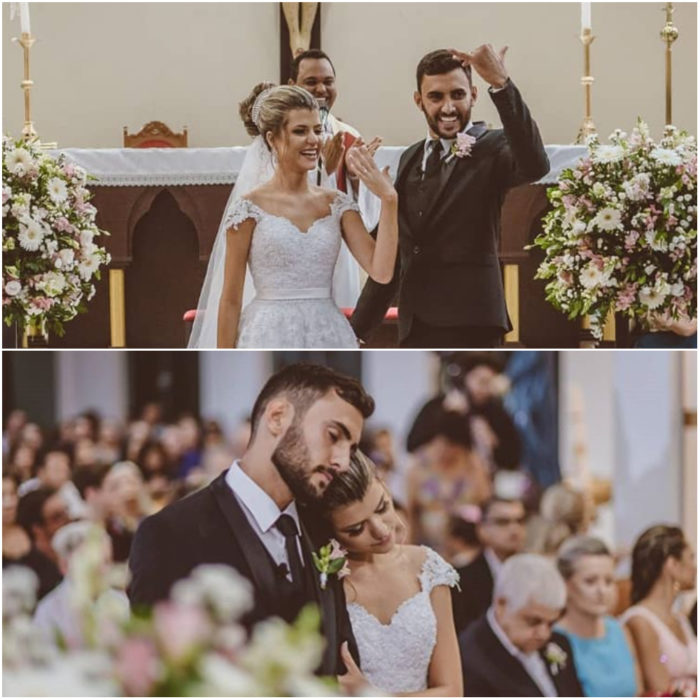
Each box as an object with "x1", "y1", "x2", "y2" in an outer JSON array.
[
  {"x1": 543, "y1": 642, "x2": 568, "y2": 676},
  {"x1": 451, "y1": 132, "x2": 477, "y2": 159},
  {"x1": 312, "y1": 539, "x2": 350, "y2": 590}
]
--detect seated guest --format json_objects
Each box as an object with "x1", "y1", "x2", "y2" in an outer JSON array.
[
  {"x1": 459, "y1": 553, "x2": 583, "y2": 697},
  {"x1": 33, "y1": 521, "x2": 129, "y2": 648},
  {"x1": 621, "y1": 525, "x2": 697, "y2": 695},
  {"x1": 13, "y1": 486, "x2": 69, "y2": 599},
  {"x1": 453, "y1": 497, "x2": 526, "y2": 634},
  {"x1": 556, "y1": 536, "x2": 641, "y2": 696}
]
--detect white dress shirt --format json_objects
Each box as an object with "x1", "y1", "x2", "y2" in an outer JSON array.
[
  {"x1": 225, "y1": 462, "x2": 304, "y2": 582},
  {"x1": 420, "y1": 120, "x2": 474, "y2": 172},
  {"x1": 487, "y1": 607, "x2": 558, "y2": 697}
]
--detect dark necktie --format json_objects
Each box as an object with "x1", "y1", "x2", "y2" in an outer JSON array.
[
  {"x1": 424, "y1": 139, "x2": 443, "y2": 179},
  {"x1": 275, "y1": 514, "x2": 304, "y2": 591}
]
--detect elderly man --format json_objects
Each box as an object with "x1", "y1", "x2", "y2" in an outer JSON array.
[{"x1": 459, "y1": 553, "x2": 583, "y2": 696}]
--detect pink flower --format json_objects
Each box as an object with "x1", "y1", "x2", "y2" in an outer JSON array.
[
  {"x1": 114, "y1": 637, "x2": 161, "y2": 696},
  {"x1": 153, "y1": 601, "x2": 211, "y2": 663},
  {"x1": 625, "y1": 231, "x2": 640, "y2": 250},
  {"x1": 54, "y1": 216, "x2": 73, "y2": 233},
  {"x1": 338, "y1": 561, "x2": 351, "y2": 580},
  {"x1": 616, "y1": 283, "x2": 638, "y2": 311},
  {"x1": 329, "y1": 538, "x2": 347, "y2": 561},
  {"x1": 452, "y1": 132, "x2": 476, "y2": 158}
]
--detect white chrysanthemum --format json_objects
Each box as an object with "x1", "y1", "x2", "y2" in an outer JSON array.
[
  {"x1": 639, "y1": 285, "x2": 667, "y2": 310},
  {"x1": 650, "y1": 147, "x2": 682, "y2": 167},
  {"x1": 592, "y1": 207, "x2": 623, "y2": 231},
  {"x1": 5, "y1": 147, "x2": 33, "y2": 175},
  {"x1": 580, "y1": 263, "x2": 604, "y2": 289},
  {"x1": 592, "y1": 145, "x2": 624, "y2": 164},
  {"x1": 17, "y1": 219, "x2": 45, "y2": 251},
  {"x1": 47, "y1": 177, "x2": 68, "y2": 204},
  {"x1": 77, "y1": 259, "x2": 99, "y2": 281},
  {"x1": 5, "y1": 280, "x2": 22, "y2": 297}
]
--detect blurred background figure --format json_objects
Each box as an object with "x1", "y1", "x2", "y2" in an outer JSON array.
[
  {"x1": 445, "y1": 505, "x2": 482, "y2": 569},
  {"x1": 452, "y1": 496, "x2": 527, "y2": 635},
  {"x1": 556, "y1": 536, "x2": 640, "y2": 697},
  {"x1": 621, "y1": 525, "x2": 697, "y2": 696}
]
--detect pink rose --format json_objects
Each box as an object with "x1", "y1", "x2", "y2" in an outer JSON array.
[
  {"x1": 453, "y1": 132, "x2": 476, "y2": 158},
  {"x1": 114, "y1": 637, "x2": 161, "y2": 696}
]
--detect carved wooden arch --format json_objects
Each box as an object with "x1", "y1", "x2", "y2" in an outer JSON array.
[
  {"x1": 126, "y1": 186, "x2": 205, "y2": 261},
  {"x1": 123, "y1": 121, "x2": 188, "y2": 148}
]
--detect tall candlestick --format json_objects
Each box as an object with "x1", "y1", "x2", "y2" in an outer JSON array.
[
  {"x1": 575, "y1": 26, "x2": 597, "y2": 144},
  {"x1": 581, "y1": 2, "x2": 592, "y2": 30},
  {"x1": 19, "y1": 2, "x2": 31, "y2": 34},
  {"x1": 660, "y1": 2, "x2": 679, "y2": 125}
]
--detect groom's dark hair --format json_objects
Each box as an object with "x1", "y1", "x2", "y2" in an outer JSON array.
[
  {"x1": 250, "y1": 363, "x2": 374, "y2": 437},
  {"x1": 416, "y1": 49, "x2": 472, "y2": 91}
]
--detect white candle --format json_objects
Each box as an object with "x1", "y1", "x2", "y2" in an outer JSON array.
[
  {"x1": 19, "y1": 3, "x2": 31, "y2": 34},
  {"x1": 581, "y1": 2, "x2": 592, "y2": 31}
]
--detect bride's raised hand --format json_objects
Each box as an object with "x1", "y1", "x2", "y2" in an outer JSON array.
[
  {"x1": 346, "y1": 146, "x2": 396, "y2": 202},
  {"x1": 337, "y1": 641, "x2": 373, "y2": 695}
]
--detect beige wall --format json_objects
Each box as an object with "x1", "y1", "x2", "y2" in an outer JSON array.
[{"x1": 2, "y1": 2, "x2": 696, "y2": 148}]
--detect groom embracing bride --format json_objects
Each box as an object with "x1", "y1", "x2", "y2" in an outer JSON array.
[
  {"x1": 352, "y1": 44, "x2": 550, "y2": 348},
  {"x1": 128, "y1": 363, "x2": 463, "y2": 695}
]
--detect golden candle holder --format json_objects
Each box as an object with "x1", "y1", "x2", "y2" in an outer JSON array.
[
  {"x1": 575, "y1": 28, "x2": 597, "y2": 144},
  {"x1": 12, "y1": 32, "x2": 57, "y2": 148},
  {"x1": 660, "y1": 2, "x2": 679, "y2": 125}
]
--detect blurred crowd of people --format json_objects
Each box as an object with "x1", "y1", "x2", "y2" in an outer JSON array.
[{"x1": 2, "y1": 352, "x2": 696, "y2": 696}]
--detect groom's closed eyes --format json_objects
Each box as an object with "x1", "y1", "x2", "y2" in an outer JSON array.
[{"x1": 327, "y1": 419, "x2": 358, "y2": 452}]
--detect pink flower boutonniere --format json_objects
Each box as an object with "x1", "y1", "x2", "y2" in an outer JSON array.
[
  {"x1": 452, "y1": 132, "x2": 476, "y2": 159},
  {"x1": 312, "y1": 539, "x2": 350, "y2": 590}
]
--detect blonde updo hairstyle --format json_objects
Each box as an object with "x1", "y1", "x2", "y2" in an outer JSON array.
[{"x1": 239, "y1": 82, "x2": 318, "y2": 151}]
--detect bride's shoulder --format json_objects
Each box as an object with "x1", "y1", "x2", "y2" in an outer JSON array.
[{"x1": 412, "y1": 546, "x2": 460, "y2": 590}]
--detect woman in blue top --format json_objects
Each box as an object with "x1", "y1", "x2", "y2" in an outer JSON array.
[{"x1": 555, "y1": 536, "x2": 641, "y2": 697}]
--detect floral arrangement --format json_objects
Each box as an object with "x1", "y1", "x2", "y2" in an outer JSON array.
[
  {"x1": 312, "y1": 538, "x2": 350, "y2": 590},
  {"x1": 2, "y1": 136, "x2": 110, "y2": 338},
  {"x1": 3, "y1": 525, "x2": 330, "y2": 696},
  {"x1": 531, "y1": 120, "x2": 697, "y2": 340}
]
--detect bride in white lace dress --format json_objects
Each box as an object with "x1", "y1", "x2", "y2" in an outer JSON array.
[
  {"x1": 188, "y1": 83, "x2": 397, "y2": 348},
  {"x1": 318, "y1": 450, "x2": 463, "y2": 696}
]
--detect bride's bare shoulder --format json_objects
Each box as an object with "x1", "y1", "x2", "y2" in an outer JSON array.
[{"x1": 401, "y1": 544, "x2": 430, "y2": 571}]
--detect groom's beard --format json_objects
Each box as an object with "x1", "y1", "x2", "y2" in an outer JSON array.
[
  {"x1": 272, "y1": 423, "x2": 329, "y2": 505},
  {"x1": 423, "y1": 107, "x2": 471, "y2": 140}
]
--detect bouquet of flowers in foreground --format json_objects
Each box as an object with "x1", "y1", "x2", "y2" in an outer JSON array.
[
  {"x1": 3, "y1": 526, "x2": 330, "y2": 696},
  {"x1": 2, "y1": 136, "x2": 110, "y2": 338},
  {"x1": 532, "y1": 120, "x2": 697, "y2": 340}
]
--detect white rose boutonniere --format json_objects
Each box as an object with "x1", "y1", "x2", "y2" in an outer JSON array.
[{"x1": 543, "y1": 641, "x2": 568, "y2": 675}]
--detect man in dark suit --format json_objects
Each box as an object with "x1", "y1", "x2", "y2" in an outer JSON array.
[
  {"x1": 460, "y1": 554, "x2": 583, "y2": 696},
  {"x1": 351, "y1": 45, "x2": 550, "y2": 348},
  {"x1": 128, "y1": 363, "x2": 374, "y2": 675},
  {"x1": 453, "y1": 497, "x2": 526, "y2": 633}
]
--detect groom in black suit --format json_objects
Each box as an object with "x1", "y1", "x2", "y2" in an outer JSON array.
[
  {"x1": 128, "y1": 363, "x2": 373, "y2": 675},
  {"x1": 351, "y1": 45, "x2": 550, "y2": 348}
]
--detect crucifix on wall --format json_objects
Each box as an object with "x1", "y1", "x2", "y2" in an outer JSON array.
[{"x1": 279, "y1": 2, "x2": 320, "y2": 82}]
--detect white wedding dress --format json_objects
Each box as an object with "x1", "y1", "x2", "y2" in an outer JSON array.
[
  {"x1": 225, "y1": 193, "x2": 360, "y2": 348},
  {"x1": 347, "y1": 547, "x2": 459, "y2": 694}
]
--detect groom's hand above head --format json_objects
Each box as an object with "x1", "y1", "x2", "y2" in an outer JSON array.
[{"x1": 449, "y1": 44, "x2": 509, "y2": 89}]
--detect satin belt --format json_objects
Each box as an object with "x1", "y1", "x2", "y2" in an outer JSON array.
[{"x1": 254, "y1": 287, "x2": 332, "y2": 301}]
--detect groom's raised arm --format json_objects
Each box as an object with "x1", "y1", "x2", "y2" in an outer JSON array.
[{"x1": 489, "y1": 78, "x2": 550, "y2": 188}]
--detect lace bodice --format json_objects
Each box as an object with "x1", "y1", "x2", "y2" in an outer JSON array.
[
  {"x1": 225, "y1": 191, "x2": 360, "y2": 297},
  {"x1": 347, "y1": 547, "x2": 459, "y2": 693}
]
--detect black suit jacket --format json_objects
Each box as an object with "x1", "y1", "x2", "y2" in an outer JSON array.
[
  {"x1": 453, "y1": 551, "x2": 494, "y2": 634},
  {"x1": 459, "y1": 615, "x2": 584, "y2": 697},
  {"x1": 128, "y1": 471, "x2": 357, "y2": 675},
  {"x1": 351, "y1": 80, "x2": 550, "y2": 342}
]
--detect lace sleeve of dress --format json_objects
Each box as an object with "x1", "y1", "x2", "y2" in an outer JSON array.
[
  {"x1": 332, "y1": 190, "x2": 361, "y2": 218},
  {"x1": 224, "y1": 198, "x2": 261, "y2": 231},
  {"x1": 420, "y1": 547, "x2": 461, "y2": 593}
]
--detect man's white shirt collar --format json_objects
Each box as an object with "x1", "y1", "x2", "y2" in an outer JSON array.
[
  {"x1": 484, "y1": 547, "x2": 504, "y2": 580},
  {"x1": 225, "y1": 461, "x2": 300, "y2": 534}
]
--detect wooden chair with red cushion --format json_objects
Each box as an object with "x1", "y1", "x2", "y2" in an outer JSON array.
[{"x1": 123, "y1": 121, "x2": 188, "y2": 148}]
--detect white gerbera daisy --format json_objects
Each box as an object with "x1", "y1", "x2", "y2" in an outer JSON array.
[
  {"x1": 650, "y1": 148, "x2": 682, "y2": 167},
  {"x1": 592, "y1": 207, "x2": 623, "y2": 232},
  {"x1": 639, "y1": 286, "x2": 667, "y2": 310},
  {"x1": 5, "y1": 147, "x2": 32, "y2": 175},
  {"x1": 592, "y1": 145, "x2": 624, "y2": 164},
  {"x1": 17, "y1": 219, "x2": 44, "y2": 251},
  {"x1": 47, "y1": 177, "x2": 68, "y2": 204},
  {"x1": 580, "y1": 263, "x2": 603, "y2": 289}
]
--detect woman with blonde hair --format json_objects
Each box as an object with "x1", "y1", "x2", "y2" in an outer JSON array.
[
  {"x1": 189, "y1": 83, "x2": 397, "y2": 348},
  {"x1": 312, "y1": 450, "x2": 462, "y2": 696}
]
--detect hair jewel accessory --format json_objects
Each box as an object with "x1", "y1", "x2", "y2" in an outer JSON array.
[{"x1": 251, "y1": 86, "x2": 276, "y2": 129}]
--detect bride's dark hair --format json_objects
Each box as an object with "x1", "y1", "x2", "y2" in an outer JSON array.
[{"x1": 239, "y1": 82, "x2": 318, "y2": 145}]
